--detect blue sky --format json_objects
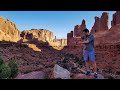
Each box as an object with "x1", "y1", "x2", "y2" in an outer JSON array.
[{"x1": 0, "y1": 11, "x2": 116, "y2": 39}]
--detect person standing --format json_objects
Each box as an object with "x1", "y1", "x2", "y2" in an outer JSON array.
[{"x1": 75, "y1": 28, "x2": 98, "y2": 78}]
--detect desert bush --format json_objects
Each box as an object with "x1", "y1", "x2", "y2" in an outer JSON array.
[
  {"x1": 8, "y1": 59, "x2": 18, "y2": 78},
  {"x1": 0, "y1": 64, "x2": 11, "y2": 79},
  {"x1": 0, "y1": 57, "x2": 4, "y2": 65}
]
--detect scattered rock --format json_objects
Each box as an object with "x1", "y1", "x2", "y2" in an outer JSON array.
[
  {"x1": 15, "y1": 71, "x2": 45, "y2": 79},
  {"x1": 72, "y1": 73, "x2": 104, "y2": 79}
]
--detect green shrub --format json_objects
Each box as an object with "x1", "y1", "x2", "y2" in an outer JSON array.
[
  {"x1": 0, "y1": 57, "x2": 4, "y2": 65},
  {"x1": 8, "y1": 59, "x2": 18, "y2": 78},
  {"x1": 0, "y1": 64, "x2": 11, "y2": 79}
]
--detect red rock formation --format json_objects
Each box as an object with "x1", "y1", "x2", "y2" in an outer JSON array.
[
  {"x1": 100, "y1": 12, "x2": 109, "y2": 31},
  {"x1": 94, "y1": 24, "x2": 120, "y2": 46},
  {"x1": 111, "y1": 11, "x2": 120, "y2": 27},
  {"x1": 81, "y1": 19, "x2": 86, "y2": 32},
  {"x1": 67, "y1": 30, "x2": 82, "y2": 46},
  {"x1": 0, "y1": 16, "x2": 20, "y2": 42},
  {"x1": 50, "y1": 38, "x2": 67, "y2": 47},
  {"x1": 74, "y1": 19, "x2": 86, "y2": 37},
  {"x1": 20, "y1": 29, "x2": 67, "y2": 47},
  {"x1": 95, "y1": 42, "x2": 120, "y2": 75},
  {"x1": 74, "y1": 25, "x2": 80, "y2": 37},
  {"x1": 91, "y1": 12, "x2": 109, "y2": 34},
  {"x1": 88, "y1": 12, "x2": 120, "y2": 75},
  {"x1": 61, "y1": 39, "x2": 67, "y2": 46},
  {"x1": 56, "y1": 39, "x2": 67, "y2": 46},
  {"x1": 20, "y1": 29, "x2": 54, "y2": 42},
  {"x1": 52, "y1": 36, "x2": 67, "y2": 46},
  {"x1": 65, "y1": 11, "x2": 120, "y2": 78},
  {"x1": 67, "y1": 31, "x2": 73, "y2": 46},
  {"x1": 67, "y1": 19, "x2": 86, "y2": 46},
  {"x1": 91, "y1": 17, "x2": 100, "y2": 34}
]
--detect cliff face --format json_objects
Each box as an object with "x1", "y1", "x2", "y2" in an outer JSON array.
[
  {"x1": 91, "y1": 12, "x2": 109, "y2": 34},
  {"x1": 0, "y1": 16, "x2": 67, "y2": 46},
  {"x1": 20, "y1": 29, "x2": 54, "y2": 42},
  {"x1": 20, "y1": 30, "x2": 67, "y2": 47},
  {"x1": 52, "y1": 39, "x2": 67, "y2": 46},
  {"x1": 74, "y1": 19, "x2": 86, "y2": 37},
  {"x1": 65, "y1": 11, "x2": 120, "y2": 78},
  {"x1": 0, "y1": 16, "x2": 20, "y2": 42},
  {"x1": 67, "y1": 20, "x2": 86, "y2": 46},
  {"x1": 90, "y1": 12, "x2": 120, "y2": 74},
  {"x1": 94, "y1": 11, "x2": 120, "y2": 45},
  {"x1": 111, "y1": 11, "x2": 120, "y2": 27}
]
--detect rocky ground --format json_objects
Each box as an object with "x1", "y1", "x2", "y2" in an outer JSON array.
[{"x1": 0, "y1": 41, "x2": 120, "y2": 79}]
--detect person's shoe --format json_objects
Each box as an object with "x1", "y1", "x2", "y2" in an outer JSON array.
[
  {"x1": 85, "y1": 71, "x2": 91, "y2": 76},
  {"x1": 94, "y1": 72, "x2": 98, "y2": 79}
]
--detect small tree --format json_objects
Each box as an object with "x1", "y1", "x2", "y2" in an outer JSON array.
[
  {"x1": 0, "y1": 57, "x2": 4, "y2": 66},
  {"x1": 8, "y1": 59, "x2": 18, "y2": 78},
  {"x1": 0, "y1": 64, "x2": 11, "y2": 79}
]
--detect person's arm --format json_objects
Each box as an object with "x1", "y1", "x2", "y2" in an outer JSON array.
[
  {"x1": 80, "y1": 35, "x2": 94, "y2": 44},
  {"x1": 79, "y1": 39, "x2": 89, "y2": 44}
]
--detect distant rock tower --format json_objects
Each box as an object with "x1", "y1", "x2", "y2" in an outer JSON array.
[
  {"x1": 91, "y1": 12, "x2": 109, "y2": 34},
  {"x1": 111, "y1": 11, "x2": 120, "y2": 27},
  {"x1": 67, "y1": 19, "x2": 86, "y2": 46},
  {"x1": 74, "y1": 19, "x2": 86, "y2": 37}
]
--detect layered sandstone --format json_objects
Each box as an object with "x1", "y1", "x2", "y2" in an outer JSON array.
[
  {"x1": 91, "y1": 12, "x2": 109, "y2": 34},
  {"x1": 65, "y1": 11, "x2": 120, "y2": 78},
  {"x1": 111, "y1": 11, "x2": 120, "y2": 27},
  {"x1": 74, "y1": 19, "x2": 86, "y2": 37},
  {"x1": 20, "y1": 29, "x2": 54, "y2": 42},
  {"x1": 20, "y1": 30, "x2": 67, "y2": 47},
  {"x1": 90, "y1": 12, "x2": 120, "y2": 76},
  {"x1": 52, "y1": 36, "x2": 67, "y2": 46},
  {"x1": 50, "y1": 38, "x2": 67, "y2": 47},
  {"x1": 0, "y1": 16, "x2": 20, "y2": 42},
  {"x1": 94, "y1": 25, "x2": 120, "y2": 46},
  {"x1": 0, "y1": 16, "x2": 67, "y2": 47},
  {"x1": 54, "y1": 39, "x2": 67, "y2": 46},
  {"x1": 67, "y1": 31, "x2": 73, "y2": 45},
  {"x1": 67, "y1": 19, "x2": 86, "y2": 46}
]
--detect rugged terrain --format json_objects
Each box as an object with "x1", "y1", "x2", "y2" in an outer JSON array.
[{"x1": 0, "y1": 11, "x2": 120, "y2": 79}]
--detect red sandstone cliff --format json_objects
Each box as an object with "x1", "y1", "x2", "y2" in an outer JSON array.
[
  {"x1": 67, "y1": 20, "x2": 86, "y2": 46},
  {"x1": 20, "y1": 29, "x2": 54, "y2": 42},
  {"x1": 0, "y1": 16, "x2": 20, "y2": 42},
  {"x1": 74, "y1": 19, "x2": 86, "y2": 37},
  {"x1": 94, "y1": 11, "x2": 120, "y2": 45},
  {"x1": 20, "y1": 30, "x2": 67, "y2": 46},
  {"x1": 111, "y1": 11, "x2": 120, "y2": 27},
  {"x1": 91, "y1": 12, "x2": 109, "y2": 34}
]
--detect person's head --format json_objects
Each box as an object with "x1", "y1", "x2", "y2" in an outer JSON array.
[{"x1": 82, "y1": 28, "x2": 89, "y2": 35}]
